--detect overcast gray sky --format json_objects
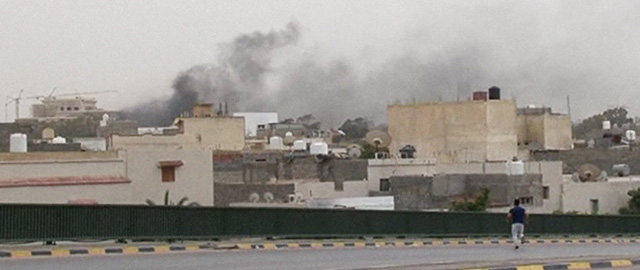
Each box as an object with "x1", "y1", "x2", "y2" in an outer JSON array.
[{"x1": 1, "y1": 0, "x2": 639, "y2": 126}]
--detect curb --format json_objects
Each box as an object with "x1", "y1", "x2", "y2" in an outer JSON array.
[
  {"x1": 0, "y1": 237, "x2": 637, "y2": 259},
  {"x1": 0, "y1": 244, "x2": 234, "y2": 259},
  {"x1": 467, "y1": 258, "x2": 640, "y2": 270},
  {"x1": 236, "y1": 237, "x2": 639, "y2": 250}
]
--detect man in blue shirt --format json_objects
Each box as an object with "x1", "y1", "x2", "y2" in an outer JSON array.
[{"x1": 508, "y1": 199, "x2": 529, "y2": 249}]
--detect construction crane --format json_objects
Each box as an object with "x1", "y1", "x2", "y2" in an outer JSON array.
[
  {"x1": 39, "y1": 89, "x2": 118, "y2": 100},
  {"x1": 4, "y1": 88, "x2": 117, "y2": 120},
  {"x1": 5, "y1": 90, "x2": 42, "y2": 120}
]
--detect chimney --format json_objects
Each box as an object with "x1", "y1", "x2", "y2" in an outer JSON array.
[{"x1": 192, "y1": 104, "x2": 214, "y2": 118}]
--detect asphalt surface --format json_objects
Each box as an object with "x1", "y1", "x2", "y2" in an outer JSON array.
[{"x1": 1, "y1": 243, "x2": 640, "y2": 270}]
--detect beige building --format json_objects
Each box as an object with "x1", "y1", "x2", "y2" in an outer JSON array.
[
  {"x1": 31, "y1": 96, "x2": 111, "y2": 118},
  {"x1": 367, "y1": 159, "x2": 563, "y2": 213},
  {"x1": 388, "y1": 100, "x2": 518, "y2": 163},
  {"x1": 111, "y1": 114, "x2": 245, "y2": 151},
  {"x1": 560, "y1": 177, "x2": 640, "y2": 215},
  {"x1": 516, "y1": 107, "x2": 573, "y2": 150},
  {"x1": 0, "y1": 149, "x2": 214, "y2": 205}
]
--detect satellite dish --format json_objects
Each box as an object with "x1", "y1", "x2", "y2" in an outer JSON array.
[
  {"x1": 263, "y1": 192, "x2": 274, "y2": 203},
  {"x1": 347, "y1": 144, "x2": 362, "y2": 158},
  {"x1": 365, "y1": 130, "x2": 391, "y2": 148},
  {"x1": 249, "y1": 192, "x2": 260, "y2": 203},
  {"x1": 577, "y1": 164, "x2": 602, "y2": 182}
]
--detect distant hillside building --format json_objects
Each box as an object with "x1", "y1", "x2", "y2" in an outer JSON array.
[
  {"x1": 31, "y1": 97, "x2": 105, "y2": 118},
  {"x1": 110, "y1": 104, "x2": 245, "y2": 151}
]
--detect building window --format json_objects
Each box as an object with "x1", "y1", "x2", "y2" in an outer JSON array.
[
  {"x1": 60, "y1": 107, "x2": 64, "y2": 111},
  {"x1": 590, "y1": 199, "x2": 599, "y2": 215},
  {"x1": 380, "y1": 178, "x2": 390, "y2": 192},
  {"x1": 157, "y1": 160, "x2": 184, "y2": 182},
  {"x1": 519, "y1": 196, "x2": 533, "y2": 205},
  {"x1": 66, "y1": 107, "x2": 72, "y2": 111},
  {"x1": 543, "y1": 186, "x2": 550, "y2": 199},
  {"x1": 74, "y1": 107, "x2": 79, "y2": 111}
]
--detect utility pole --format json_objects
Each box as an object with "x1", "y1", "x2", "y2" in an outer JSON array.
[{"x1": 566, "y1": 95, "x2": 572, "y2": 119}]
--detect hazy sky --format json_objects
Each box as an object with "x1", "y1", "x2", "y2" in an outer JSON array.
[{"x1": 1, "y1": 1, "x2": 639, "y2": 126}]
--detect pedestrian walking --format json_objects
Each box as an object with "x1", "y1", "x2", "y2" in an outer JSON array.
[{"x1": 507, "y1": 199, "x2": 529, "y2": 249}]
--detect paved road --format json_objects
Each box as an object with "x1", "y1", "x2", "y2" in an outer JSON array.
[{"x1": 2, "y1": 243, "x2": 640, "y2": 270}]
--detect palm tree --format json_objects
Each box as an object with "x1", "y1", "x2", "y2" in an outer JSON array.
[{"x1": 145, "y1": 190, "x2": 200, "y2": 206}]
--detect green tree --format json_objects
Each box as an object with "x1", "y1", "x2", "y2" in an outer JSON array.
[
  {"x1": 338, "y1": 117, "x2": 372, "y2": 141},
  {"x1": 450, "y1": 187, "x2": 490, "y2": 212},
  {"x1": 573, "y1": 107, "x2": 634, "y2": 139},
  {"x1": 619, "y1": 188, "x2": 640, "y2": 215}
]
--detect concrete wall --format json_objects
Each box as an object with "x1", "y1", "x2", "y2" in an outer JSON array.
[
  {"x1": 532, "y1": 148, "x2": 640, "y2": 175},
  {"x1": 120, "y1": 149, "x2": 214, "y2": 206},
  {"x1": 390, "y1": 174, "x2": 543, "y2": 211},
  {"x1": 517, "y1": 113, "x2": 572, "y2": 150},
  {"x1": 295, "y1": 180, "x2": 369, "y2": 200},
  {"x1": 0, "y1": 183, "x2": 131, "y2": 204},
  {"x1": 0, "y1": 150, "x2": 214, "y2": 205},
  {"x1": 111, "y1": 117, "x2": 245, "y2": 151},
  {"x1": 0, "y1": 152, "x2": 128, "y2": 204},
  {"x1": 562, "y1": 178, "x2": 640, "y2": 214},
  {"x1": 526, "y1": 161, "x2": 564, "y2": 213},
  {"x1": 367, "y1": 159, "x2": 563, "y2": 196},
  {"x1": 486, "y1": 100, "x2": 518, "y2": 161},
  {"x1": 214, "y1": 182, "x2": 295, "y2": 206},
  {"x1": 388, "y1": 100, "x2": 517, "y2": 163},
  {"x1": 543, "y1": 114, "x2": 573, "y2": 150},
  {"x1": 232, "y1": 112, "x2": 278, "y2": 137}
]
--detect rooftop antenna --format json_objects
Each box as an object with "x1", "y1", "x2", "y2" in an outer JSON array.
[
  {"x1": 224, "y1": 102, "x2": 228, "y2": 116},
  {"x1": 566, "y1": 95, "x2": 572, "y2": 119}
]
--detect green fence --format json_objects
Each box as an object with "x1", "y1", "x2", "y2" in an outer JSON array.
[{"x1": 1, "y1": 204, "x2": 640, "y2": 241}]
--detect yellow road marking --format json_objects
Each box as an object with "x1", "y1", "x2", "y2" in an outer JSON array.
[
  {"x1": 51, "y1": 249, "x2": 70, "y2": 257},
  {"x1": 185, "y1": 245, "x2": 199, "y2": 251},
  {"x1": 611, "y1": 259, "x2": 632, "y2": 267},
  {"x1": 568, "y1": 262, "x2": 591, "y2": 269},
  {"x1": 11, "y1": 250, "x2": 31, "y2": 258},
  {"x1": 516, "y1": 265, "x2": 544, "y2": 270},
  {"x1": 88, "y1": 248, "x2": 105, "y2": 255},
  {"x1": 122, "y1": 247, "x2": 139, "y2": 254},
  {"x1": 154, "y1": 246, "x2": 170, "y2": 253}
]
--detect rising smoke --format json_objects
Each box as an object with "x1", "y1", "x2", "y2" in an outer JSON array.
[
  {"x1": 126, "y1": 21, "x2": 490, "y2": 128},
  {"x1": 127, "y1": 1, "x2": 640, "y2": 128},
  {"x1": 124, "y1": 22, "x2": 301, "y2": 126}
]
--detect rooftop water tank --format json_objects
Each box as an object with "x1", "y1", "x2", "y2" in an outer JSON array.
[
  {"x1": 52, "y1": 136, "x2": 67, "y2": 144},
  {"x1": 310, "y1": 142, "x2": 329, "y2": 155},
  {"x1": 9, "y1": 133, "x2": 27, "y2": 153},
  {"x1": 269, "y1": 136, "x2": 284, "y2": 149},
  {"x1": 293, "y1": 140, "x2": 306, "y2": 151},
  {"x1": 613, "y1": 164, "x2": 631, "y2": 177},
  {"x1": 626, "y1": 130, "x2": 637, "y2": 141},
  {"x1": 488, "y1": 86, "x2": 501, "y2": 100},
  {"x1": 507, "y1": 160, "x2": 525, "y2": 175}
]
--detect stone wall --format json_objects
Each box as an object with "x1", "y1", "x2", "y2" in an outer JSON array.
[
  {"x1": 213, "y1": 152, "x2": 368, "y2": 183},
  {"x1": 532, "y1": 148, "x2": 640, "y2": 175},
  {"x1": 390, "y1": 174, "x2": 543, "y2": 211},
  {"x1": 214, "y1": 182, "x2": 295, "y2": 206}
]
